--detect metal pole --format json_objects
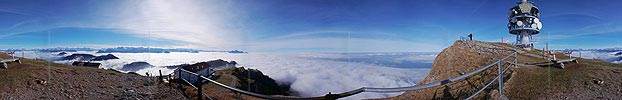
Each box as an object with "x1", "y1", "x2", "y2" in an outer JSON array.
[
  {"x1": 498, "y1": 60, "x2": 503, "y2": 96},
  {"x1": 514, "y1": 52, "x2": 518, "y2": 67},
  {"x1": 546, "y1": 42, "x2": 549, "y2": 60}
]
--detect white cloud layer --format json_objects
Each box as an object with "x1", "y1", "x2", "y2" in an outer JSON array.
[
  {"x1": 569, "y1": 51, "x2": 622, "y2": 64},
  {"x1": 26, "y1": 52, "x2": 432, "y2": 100}
]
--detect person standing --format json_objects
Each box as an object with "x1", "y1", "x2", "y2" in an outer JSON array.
[{"x1": 468, "y1": 33, "x2": 473, "y2": 40}]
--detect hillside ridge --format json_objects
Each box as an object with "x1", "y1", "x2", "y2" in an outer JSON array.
[{"x1": 382, "y1": 40, "x2": 622, "y2": 99}]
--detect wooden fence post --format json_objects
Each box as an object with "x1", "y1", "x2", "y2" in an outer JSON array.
[
  {"x1": 178, "y1": 69, "x2": 182, "y2": 81},
  {"x1": 177, "y1": 69, "x2": 182, "y2": 88},
  {"x1": 159, "y1": 70, "x2": 163, "y2": 83},
  {"x1": 197, "y1": 76, "x2": 203, "y2": 100}
]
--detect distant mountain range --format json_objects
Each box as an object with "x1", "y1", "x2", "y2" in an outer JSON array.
[
  {"x1": 96, "y1": 47, "x2": 201, "y2": 53},
  {"x1": 1, "y1": 47, "x2": 96, "y2": 52},
  {"x1": 557, "y1": 47, "x2": 622, "y2": 64},
  {"x1": 1, "y1": 47, "x2": 247, "y2": 53},
  {"x1": 557, "y1": 47, "x2": 622, "y2": 52}
]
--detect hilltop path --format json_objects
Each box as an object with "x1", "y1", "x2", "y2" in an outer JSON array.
[{"x1": 382, "y1": 40, "x2": 622, "y2": 99}]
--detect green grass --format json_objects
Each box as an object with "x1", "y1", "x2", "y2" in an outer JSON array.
[
  {"x1": 506, "y1": 54, "x2": 620, "y2": 99},
  {"x1": 0, "y1": 72, "x2": 6, "y2": 88},
  {"x1": 201, "y1": 67, "x2": 239, "y2": 92},
  {"x1": 0, "y1": 68, "x2": 30, "y2": 90},
  {"x1": 581, "y1": 58, "x2": 622, "y2": 68},
  {"x1": 548, "y1": 71, "x2": 563, "y2": 78}
]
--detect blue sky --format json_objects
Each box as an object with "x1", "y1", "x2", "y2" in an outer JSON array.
[{"x1": 0, "y1": 0, "x2": 621, "y2": 52}]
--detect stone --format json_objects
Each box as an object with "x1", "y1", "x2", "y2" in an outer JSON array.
[
  {"x1": 36, "y1": 79, "x2": 47, "y2": 84},
  {"x1": 2, "y1": 63, "x2": 7, "y2": 69},
  {"x1": 592, "y1": 79, "x2": 604, "y2": 85}
]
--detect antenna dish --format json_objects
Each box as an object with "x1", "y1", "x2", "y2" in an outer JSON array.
[{"x1": 509, "y1": 0, "x2": 541, "y2": 50}]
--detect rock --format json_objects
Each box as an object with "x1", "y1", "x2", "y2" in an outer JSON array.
[
  {"x1": 592, "y1": 79, "x2": 604, "y2": 85},
  {"x1": 126, "y1": 89, "x2": 135, "y2": 93},
  {"x1": 36, "y1": 79, "x2": 46, "y2": 84}
]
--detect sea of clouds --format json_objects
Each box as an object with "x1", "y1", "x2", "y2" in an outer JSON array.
[
  {"x1": 22, "y1": 51, "x2": 434, "y2": 99},
  {"x1": 567, "y1": 51, "x2": 622, "y2": 64}
]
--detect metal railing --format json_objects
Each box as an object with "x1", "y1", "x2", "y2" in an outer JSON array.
[
  {"x1": 177, "y1": 68, "x2": 349, "y2": 100},
  {"x1": 458, "y1": 36, "x2": 518, "y2": 99},
  {"x1": 349, "y1": 51, "x2": 517, "y2": 98},
  {"x1": 177, "y1": 69, "x2": 214, "y2": 100},
  {"x1": 174, "y1": 37, "x2": 519, "y2": 100}
]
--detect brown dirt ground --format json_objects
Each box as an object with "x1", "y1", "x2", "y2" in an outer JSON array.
[
  {"x1": 0, "y1": 54, "x2": 185, "y2": 100},
  {"x1": 0, "y1": 54, "x2": 292, "y2": 100}
]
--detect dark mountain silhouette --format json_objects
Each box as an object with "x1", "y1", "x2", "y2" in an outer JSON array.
[
  {"x1": 60, "y1": 54, "x2": 96, "y2": 61},
  {"x1": 61, "y1": 54, "x2": 120, "y2": 61},
  {"x1": 121, "y1": 62, "x2": 154, "y2": 72},
  {"x1": 57, "y1": 52, "x2": 68, "y2": 56},
  {"x1": 91, "y1": 54, "x2": 119, "y2": 61}
]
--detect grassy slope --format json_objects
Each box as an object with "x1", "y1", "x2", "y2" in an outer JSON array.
[
  {"x1": 382, "y1": 41, "x2": 509, "y2": 100},
  {"x1": 382, "y1": 41, "x2": 622, "y2": 100},
  {"x1": 177, "y1": 67, "x2": 265, "y2": 100},
  {"x1": 175, "y1": 67, "x2": 291, "y2": 100},
  {"x1": 505, "y1": 54, "x2": 622, "y2": 99}
]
